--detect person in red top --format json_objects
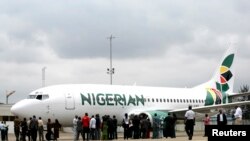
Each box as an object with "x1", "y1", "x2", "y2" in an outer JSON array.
[
  {"x1": 82, "y1": 113, "x2": 90, "y2": 140},
  {"x1": 203, "y1": 114, "x2": 210, "y2": 137}
]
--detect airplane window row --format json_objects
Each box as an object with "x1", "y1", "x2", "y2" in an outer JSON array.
[
  {"x1": 28, "y1": 94, "x2": 49, "y2": 100},
  {"x1": 144, "y1": 98, "x2": 204, "y2": 103}
]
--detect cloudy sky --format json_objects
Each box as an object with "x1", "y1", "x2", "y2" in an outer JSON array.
[{"x1": 0, "y1": 0, "x2": 249, "y2": 103}]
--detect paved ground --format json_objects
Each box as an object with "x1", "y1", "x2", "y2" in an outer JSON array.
[{"x1": 6, "y1": 131, "x2": 207, "y2": 141}]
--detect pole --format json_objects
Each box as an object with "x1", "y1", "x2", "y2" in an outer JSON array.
[
  {"x1": 107, "y1": 35, "x2": 115, "y2": 85},
  {"x1": 42, "y1": 67, "x2": 46, "y2": 87},
  {"x1": 6, "y1": 90, "x2": 15, "y2": 104},
  {"x1": 6, "y1": 90, "x2": 8, "y2": 104}
]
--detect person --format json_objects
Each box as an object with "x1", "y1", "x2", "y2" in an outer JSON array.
[
  {"x1": 163, "y1": 113, "x2": 173, "y2": 138},
  {"x1": 46, "y1": 118, "x2": 54, "y2": 140},
  {"x1": 89, "y1": 115, "x2": 96, "y2": 140},
  {"x1": 152, "y1": 113, "x2": 160, "y2": 139},
  {"x1": 38, "y1": 117, "x2": 44, "y2": 141},
  {"x1": 29, "y1": 115, "x2": 38, "y2": 141},
  {"x1": 122, "y1": 113, "x2": 129, "y2": 140},
  {"x1": 107, "y1": 115, "x2": 114, "y2": 140},
  {"x1": 234, "y1": 106, "x2": 242, "y2": 125},
  {"x1": 53, "y1": 119, "x2": 61, "y2": 140},
  {"x1": 146, "y1": 118, "x2": 151, "y2": 139},
  {"x1": 112, "y1": 115, "x2": 118, "y2": 139},
  {"x1": 140, "y1": 115, "x2": 149, "y2": 139},
  {"x1": 132, "y1": 115, "x2": 140, "y2": 139},
  {"x1": 172, "y1": 113, "x2": 177, "y2": 138},
  {"x1": 76, "y1": 117, "x2": 83, "y2": 141},
  {"x1": 0, "y1": 121, "x2": 6, "y2": 141},
  {"x1": 14, "y1": 116, "x2": 21, "y2": 141},
  {"x1": 95, "y1": 114, "x2": 101, "y2": 140},
  {"x1": 217, "y1": 109, "x2": 227, "y2": 125},
  {"x1": 184, "y1": 106, "x2": 195, "y2": 140},
  {"x1": 4, "y1": 121, "x2": 9, "y2": 141},
  {"x1": 82, "y1": 113, "x2": 90, "y2": 140},
  {"x1": 202, "y1": 114, "x2": 210, "y2": 137},
  {"x1": 101, "y1": 115, "x2": 108, "y2": 140},
  {"x1": 73, "y1": 115, "x2": 78, "y2": 141},
  {"x1": 20, "y1": 118, "x2": 28, "y2": 141},
  {"x1": 27, "y1": 117, "x2": 32, "y2": 141}
]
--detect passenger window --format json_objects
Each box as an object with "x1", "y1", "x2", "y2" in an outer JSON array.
[
  {"x1": 148, "y1": 98, "x2": 150, "y2": 102},
  {"x1": 152, "y1": 99, "x2": 154, "y2": 102},
  {"x1": 177, "y1": 99, "x2": 179, "y2": 103},
  {"x1": 156, "y1": 99, "x2": 158, "y2": 102},
  {"x1": 167, "y1": 99, "x2": 169, "y2": 102},
  {"x1": 174, "y1": 99, "x2": 176, "y2": 103},
  {"x1": 163, "y1": 99, "x2": 166, "y2": 102}
]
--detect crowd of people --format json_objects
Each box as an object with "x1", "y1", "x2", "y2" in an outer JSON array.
[
  {"x1": 12, "y1": 115, "x2": 61, "y2": 141},
  {"x1": 202, "y1": 105, "x2": 243, "y2": 138},
  {"x1": 72, "y1": 112, "x2": 178, "y2": 141},
  {"x1": 72, "y1": 113, "x2": 117, "y2": 141},
  {"x1": 0, "y1": 105, "x2": 244, "y2": 141}
]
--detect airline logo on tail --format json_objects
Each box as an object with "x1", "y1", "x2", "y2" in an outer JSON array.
[
  {"x1": 205, "y1": 54, "x2": 234, "y2": 106},
  {"x1": 216, "y1": 54, "x2": 234, "y2": 92}
]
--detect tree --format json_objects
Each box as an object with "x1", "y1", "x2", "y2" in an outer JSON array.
[{"x1": 238, "y1": 85, "x2": 250, "y2": 119}]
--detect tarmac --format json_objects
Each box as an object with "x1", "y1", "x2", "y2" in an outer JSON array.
[{"x1": 6, "y1": 131, "x2": 207, "y2": 141}]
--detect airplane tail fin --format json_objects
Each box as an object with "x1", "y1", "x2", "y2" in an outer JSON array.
[
  {"x1": 195, "y1": 45, "x2": 236, "y2": 92},
  {"x1": 194, "y1": 45, "x2": 237, "y2": 105},
  {"x1": 210, "y1": 45, "x2": 236, "y2": 93}
]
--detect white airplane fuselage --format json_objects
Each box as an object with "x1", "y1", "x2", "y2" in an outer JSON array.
[
  {"x1": 11, "y1": 84, "x2": 206, "y2": 126},
  {"x1": 12, "y1": 46, "x2": 239, "y2": 126}
]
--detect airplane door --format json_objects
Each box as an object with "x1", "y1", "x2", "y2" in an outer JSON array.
[{"x1": 65, "y1": 93, "x2": 75, "y2": 110}]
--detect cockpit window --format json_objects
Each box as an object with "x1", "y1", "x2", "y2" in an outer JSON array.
[
  {"x1": 42, "y1": 95, "x2": 49, "y2": 100},
  {"x1": 28, "y1": 94, "x2": 49, "y2": 100},
  {"x1": 28, "y1": 95, "x2": 36, "y2": 99},
  {"x1": 36, "y1": 95, "x2": 42, "y2": 100}
]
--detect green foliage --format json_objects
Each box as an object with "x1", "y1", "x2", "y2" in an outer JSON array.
[{"x1": 238, "y1": 85, "x2": 250, "y2": 119}]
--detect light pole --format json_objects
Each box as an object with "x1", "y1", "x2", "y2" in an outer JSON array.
[
  {"x1": 6, "y1": 90, "x2": 15, "y2": 104},
  {"x1": 107, "y1": 35, "x2": 115, "y2": 85},
  {"x1": 42, "y1": 67, "x2": 46, "y2": 87}
]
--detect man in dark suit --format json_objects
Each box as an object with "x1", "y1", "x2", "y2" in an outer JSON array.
[{"x1": 217, "y1": 109, "x2": 227, "y2": 125}]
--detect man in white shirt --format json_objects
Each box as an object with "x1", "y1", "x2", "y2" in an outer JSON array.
[
  {"x1": 234, "y1": 106, "x2": 242, "y2": 125},
  {"x1": 73, "y1": 115, "x2": 78, "y2": 141},
  {"x1": 89, "y1": 115, "x2": 96, "y2": 140},
  {"x1": 38, "y1": 117, "x2": 44, "y2": 141},
  {"x1": 184, "y1": 106, "x2": 195, "y2": 140}
]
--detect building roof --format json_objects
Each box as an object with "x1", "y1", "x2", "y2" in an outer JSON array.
[{"x1": 0, "y1": 104, "x2": 13, "y2": 116}]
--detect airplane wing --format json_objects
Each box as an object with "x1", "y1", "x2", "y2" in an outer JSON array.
[
  {"x1": 169, "y1": 92, "x2": 250, "y2": 114},
  {"x1": 228, "y1": 92, "x2": 250, "y2": 99},
  {"x1": 169, "y1": 101, "x2": 250, "y2": 116}
]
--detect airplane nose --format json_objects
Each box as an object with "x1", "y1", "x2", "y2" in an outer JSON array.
[
  {"x1": 11, "y1": 105, "x2": 16, "y2": 115},
  {"x1": 11, "y1": 102, "x2": 22, "y2": 116},
  {"x1": 11, "y1": 99, "x2": 43, "y2": 118},
  {"x1": 11, "y1": 99, "x2": 30, "y2": 117}
]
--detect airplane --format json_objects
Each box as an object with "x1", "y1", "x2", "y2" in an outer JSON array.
[{"x1": 11, "y1": 46, "x2": 250, "y2": 126}]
